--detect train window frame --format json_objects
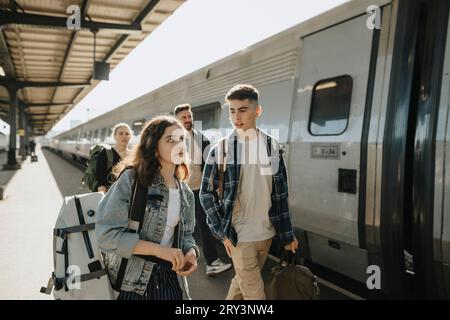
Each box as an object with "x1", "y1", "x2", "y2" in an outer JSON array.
[
  {"x1": 308, "y1": 75, "x2": 353, "y2": 137},
  {"x1": 76, "y1": 129, "x2": 82, "y2": 141},
  {"x1": 99, "y1": 128, "x2": 107, "y2": 141},
  {"x1": 106, "y1": 128, "x2": 113, "y2": 139},
  {"x1": 92, "y1": 129, "x2": 99, "y2": 142},
  {"x1": 190, "y1": 102, "x2": 221, "y2": 131},
  {"x1": 132, "y1": 119, "x2": 146, "y2": 136}
]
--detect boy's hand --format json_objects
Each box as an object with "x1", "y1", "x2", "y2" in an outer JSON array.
[
  {"x1": 284, "y1": 238, "x2": 299, "y2": 253},
  {"x1": 223, "y1": 238, "x2": 234, "y2": 258}
]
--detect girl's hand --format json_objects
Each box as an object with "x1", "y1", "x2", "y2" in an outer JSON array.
[
  {"x1": 97, "y1": 186, "x2": 108, "y2": 193},
  {"x1": 158, "y1": 247, "x2": 185, "y2": 272},
  {"x1": 177, "y1": 248, "x2": 197, "y2": 276}
]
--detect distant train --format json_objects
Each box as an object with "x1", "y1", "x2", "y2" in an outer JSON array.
[
  {"x1": 0, "y1": 132, "x2": 8, "y2": 152},
  {"x1": 49, "y1": 0, "x2": 450, "y2": 299},
  {"x1": 38, "y1": 136, "x2": 50, "y2": 149}
]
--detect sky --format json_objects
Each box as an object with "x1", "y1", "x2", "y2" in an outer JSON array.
[{"x1": 45, "y1": 0, "x2": 350, "y2": 136}]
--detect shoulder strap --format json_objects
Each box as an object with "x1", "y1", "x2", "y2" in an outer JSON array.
[
  {"x1": 266, "y1": 134, "x2": 283, "y2": 159},
  {"x1": 234, "y1": 136, "x2": 238, "y2": 181},
  {"x1": 129, "y1": 180, "x2": 147, "y2": 231},
  {"x1": 105, "y1": 147, "x2": 113, "y2": 170},
  {"x1": 217, "y1": 136, "x2": 239, "y2": 202},
  {"x1": 74, "y1": 197, "x2": 94, "y2": 259},
  {"x1": 218, "y1": 139, "x2": 226, "y2": 202}
]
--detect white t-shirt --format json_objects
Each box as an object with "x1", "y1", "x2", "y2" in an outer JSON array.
[
  {"x1": 160, "y1": 187, "x2": 181, "y2": 247},
  {"x1": 232, "y1": 131, "x2": 276, "y2": 243}
]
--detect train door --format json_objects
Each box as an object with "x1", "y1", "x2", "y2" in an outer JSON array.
[
  {"x1": 439, "y1": 18, "x2": 450, "y2": 298},
  {"x1": 192, "y1": 102, "x2": 221, "y2": 140},
  {"x1": 380, "y1": 0, "x2": 450, "y2": 299},
  {"x1": 439, "y1": 10, "x2": 450, "y2": 299},
  {"x1": 289, "y1": 10, "x2": 389, "y2": 283}
]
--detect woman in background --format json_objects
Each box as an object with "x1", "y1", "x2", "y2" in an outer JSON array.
[{"x1": 95, "y1": 122, "x2": 132, "y2": 193}]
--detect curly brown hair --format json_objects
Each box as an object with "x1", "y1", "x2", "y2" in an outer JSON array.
[{"x1": 113, "y1": 115, "x2": 189, "y2": 186}]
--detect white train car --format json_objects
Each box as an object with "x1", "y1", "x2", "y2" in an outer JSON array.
[
  {"x1": 51, "y1": 0, "x2": 450, "y2": 298},
  {"x1": 0, "y1": 132, "x2": 7, "y2": 152}
]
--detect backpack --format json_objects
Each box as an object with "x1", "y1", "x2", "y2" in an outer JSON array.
[
  {"x1": 82, "y1": 144, "x2": 113, "y2": 192},
  {"x1": 40, "y1": 192, "x2": 115, "y2": 300}
]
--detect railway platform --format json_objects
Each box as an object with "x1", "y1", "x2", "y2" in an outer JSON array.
[
  {"x1": 0, "y1": 145, "x2": 357, "y2": 300},
  {"x1": 0, "y1": 146, "x2": 60, "y2": 299},
  {"x1": 0, "y1": 145, "x2": 236, "y2": 300}
]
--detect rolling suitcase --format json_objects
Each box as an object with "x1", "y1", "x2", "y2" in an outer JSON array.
[{"x1": 31, "y1": 155, "x2": 38, "y2": 162}]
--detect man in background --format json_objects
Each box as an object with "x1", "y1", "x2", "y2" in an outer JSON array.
[{"x1": 175, "y1": 104, "x2": 232, "y2": 276}]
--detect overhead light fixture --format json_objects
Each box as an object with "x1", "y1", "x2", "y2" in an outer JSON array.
[
  {"x1": 0, "y1": 66, "x2": 5, "y2": 76},
  {"x1": 92, "y1": 30, "x2": 110, "y2": 81},
  {"x1": 94, "y1": 61, "x2": 110, "y2": 80}
]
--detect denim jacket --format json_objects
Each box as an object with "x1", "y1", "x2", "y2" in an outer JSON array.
[{"x1": 95, "y1": 169, "x2": 199, "y2": 298}]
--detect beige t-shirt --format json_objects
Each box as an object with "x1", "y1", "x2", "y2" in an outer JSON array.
[
  {"x1": 232, "y1": 131, "x2": 276, "y2": 243},
  {"x1": 185, "y1": 130, "x2": 203, "y2": 191}
]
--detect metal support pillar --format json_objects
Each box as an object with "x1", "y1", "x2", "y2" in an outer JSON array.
[
  {"x1": 3, "y1": 84, "x2": 20, "y2": 170},
  {"x1": 25, "y1": 116, "x2": 30, "y2": 155},
  {"x1": 19, "y1": 100, "x2": 26, "y2": 159}
]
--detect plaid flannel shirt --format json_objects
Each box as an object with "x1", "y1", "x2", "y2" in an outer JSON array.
[{"x1": 199, "y1": 129, "x2": 295, "y2": 247}]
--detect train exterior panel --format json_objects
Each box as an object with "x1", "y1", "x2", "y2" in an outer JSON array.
[{"x1": 0, "y1": 133, "x2": 7, "y2": 152}]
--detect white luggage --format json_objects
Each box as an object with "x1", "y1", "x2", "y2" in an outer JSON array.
[{"x1": 41, "y1": 192, "x2": 115, "y2": 300}]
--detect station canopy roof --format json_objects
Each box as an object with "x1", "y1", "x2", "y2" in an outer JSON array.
[{"x1": 0, "y1": 0, "x2": 185, "y2": 135}]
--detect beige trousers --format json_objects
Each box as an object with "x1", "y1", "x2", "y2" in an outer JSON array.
[{"x1": 226, "y1": 238, "x2": 272, "y2": 300}]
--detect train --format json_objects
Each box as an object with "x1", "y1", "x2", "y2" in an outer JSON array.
[
  {"x1": 0, "y1": 132, "x2": 7, "y2": 152},
  {"x1": 48, "y1": 0, "x2": 450, "y2": 299}
]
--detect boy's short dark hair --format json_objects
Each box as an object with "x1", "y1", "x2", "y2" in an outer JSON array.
[
  {"x1": 174, "y1": 103, "x2": 192, "y2": 115},
  {"x1": 225, "y1": 84, "x2": 259, "y2": 103}
]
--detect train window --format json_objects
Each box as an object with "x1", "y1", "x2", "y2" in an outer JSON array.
[
  {"x1": 93, "y1": 129, "x2": 100, "y2": 142},
  {"x1": 91, "y1": 130, "x2": 96, "y2": 141},
  {"x1": 309, "y1": 75, "x2": 353, "y2": 136},
  {"x1": 106, "y1": 128, "x2": 113, "y2": 139},
  {"x1": 191, "y1": 102, "x2": 220, "y2": 131},
  {"x1": 132, "y1": 119, "x2": 145, "y2": 136},
  {"x1": 98, "y1": 128, "x2": 107, "y2": 141}
]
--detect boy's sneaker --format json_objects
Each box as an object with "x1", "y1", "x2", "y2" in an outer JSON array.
[{"x1": 206, "y1": 258, "x2": 232, "y2": 276}]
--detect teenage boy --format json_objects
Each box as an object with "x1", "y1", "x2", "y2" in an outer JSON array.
[{"x1": 200, "y1": 84, "x2": 298, "y2": 300}]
